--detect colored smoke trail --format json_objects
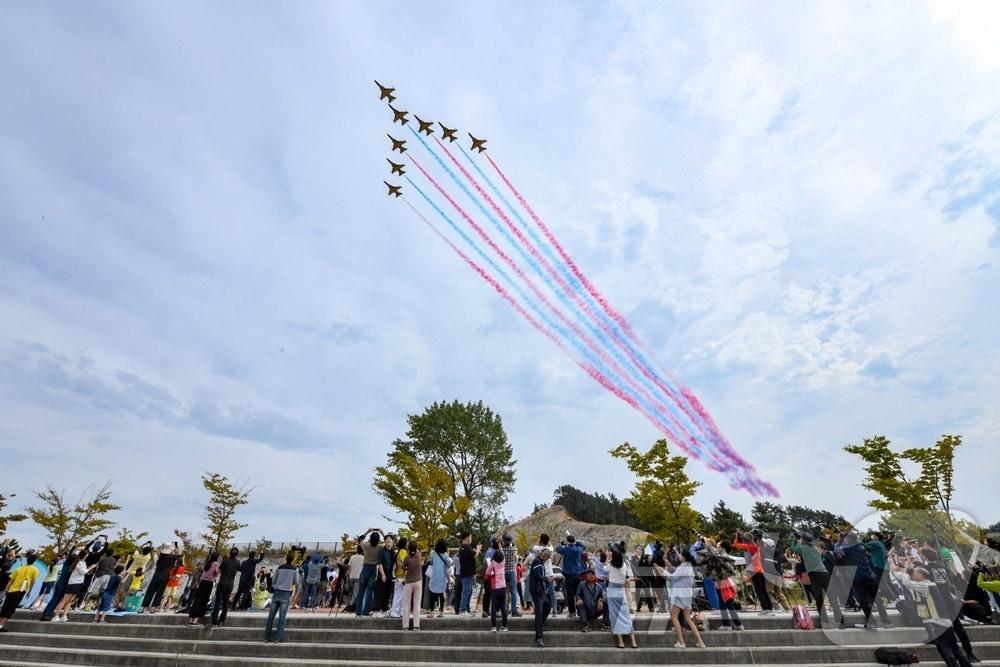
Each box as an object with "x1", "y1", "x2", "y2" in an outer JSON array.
[
  {"x1": 441, "y1": 138, "x2": 729, "y2": 464},
  {"x1": 411, "y1": 129, "x2": 710, "y2": 459},
  {"x1": 404, "y1": 180, "x2": 706, "y2": 457},
  {"x1": 482, "y1": 152, "x2": 774, "y2": 493},
  {"x1": 405, "y1": 160, "x2": 703, "y2": 458}
]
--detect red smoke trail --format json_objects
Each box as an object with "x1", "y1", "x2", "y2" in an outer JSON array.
[{"x1": 402, "y1": 196, "x2": 705, "y2": 466}]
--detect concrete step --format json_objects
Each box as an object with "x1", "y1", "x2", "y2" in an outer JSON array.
[
  {"x1": 0, "y1": 644, "x2": 995, "y2": 667},
  {"x1": 22, "y1": 609, "x2": 906, "y2": 631},
  {"x1": 9, "y1": 619, "x2": 1000, "y2": 647},
  {"x1": 1, "y1": 632, "x2": 998, "y2": 664}
]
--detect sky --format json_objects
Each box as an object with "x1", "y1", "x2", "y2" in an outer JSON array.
[{"x1": 2, "y1": 1, "x2": 999, "y2": 547}]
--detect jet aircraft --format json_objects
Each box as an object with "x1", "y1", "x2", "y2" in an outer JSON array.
[
  {"x1": 469, "y1": 133, "x2": 487, "y2": 153},
  {"x1": 374, "y1": 80, "x2": 396, "y2": 103}
]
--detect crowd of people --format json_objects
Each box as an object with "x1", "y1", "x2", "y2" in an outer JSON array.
[{"x1": 2, "y1": 526, "x2": 998, "y2": 661}]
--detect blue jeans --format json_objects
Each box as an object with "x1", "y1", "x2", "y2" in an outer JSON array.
[
  {"x1": 303, "y1": 583, "x2": 318, "y2": 608},
  {"x1": 264, "y1": 590, "x2": 291, "y2": 642},
  {"x1": 356, "y1": 564, "x2": 377, "y2": 616},
  {"x1": 41, "y1": 582, "x2": 66, "y2": 619},
  {"x1": 459, "y1": 576, "x2": 474, "y2": 613},
  {"x1": 505, "y1": 571, "x2": 520, "y2": 614},
  {"x1": 548, "y1": 581, "x2": 557, "y2": 613}
]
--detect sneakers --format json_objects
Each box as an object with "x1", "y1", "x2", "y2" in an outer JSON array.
[
  {"x1": 674, "y1": 641, "x2": 687, "y2": 648},
  {"x1": 536, "y1": 639, "x2": 545, "y2": 648},
  {"x1": 491, "y1": 626, "x2": 497, "y2": 633},
  {"x1": 500, "y1": 627, "x2": 508, "y2": 632},
  {"x1": 581, "y1": 625, "x2": 591, "y2": 633}
]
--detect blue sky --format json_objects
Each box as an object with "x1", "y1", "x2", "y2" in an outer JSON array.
[{"x1": 2, "y1": 1, "x2": 999, "y2": 545}]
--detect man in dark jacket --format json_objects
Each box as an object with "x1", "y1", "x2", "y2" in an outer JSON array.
[
  {"x1": 212, "y1": 547, "x2": 242, "y2": 626},
  {"x1": 234, "y1": 551, "x2": 262, "y2": 610},
  {"x1": 556, "y1": 535, "x2": 585, "y2": 617},
  {"x1": 834, "y1": 532, "x2": 877, "y2": 629},
  {"x1": 529, "y1": 548, "x2": 554, "y2": 647}
]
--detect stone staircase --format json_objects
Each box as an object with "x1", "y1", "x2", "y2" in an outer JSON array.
[{"x1": 0, "y1": 610, "x2": 997, "y2": 666}]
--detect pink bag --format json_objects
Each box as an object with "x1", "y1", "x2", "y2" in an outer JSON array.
[{"x1": 793, "y1": 604, "x2": 814, "y2": 630}]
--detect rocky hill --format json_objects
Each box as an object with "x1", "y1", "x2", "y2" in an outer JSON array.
[{"x1": 497, "y1": 505, "x2": 651, "y2": 559}]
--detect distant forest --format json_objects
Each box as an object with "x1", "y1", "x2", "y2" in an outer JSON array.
[{"x1": 535, "y1": 484, "x2": 652, "y2": 531}]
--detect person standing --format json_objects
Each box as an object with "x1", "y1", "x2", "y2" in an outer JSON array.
[
  {"x1": 660, "y1": 549, "x2": 705, "y2": 648},
  {"x1": 557, "y1": 534, "x2": 585, "y2": 617},
  {"x1": 355, "y1": 529, "x2": 383, "y2": 616},
  {"x1": 187, "y1": 552, "x2": 219, "y2": 627},
  {"x1": 143, "y1": 542, "x2": 182, "y2": 613},
  {"x1": 373, "y1": 535, "x2": 394, "y2": 615},
  {"x1": 234, "y1": 551, "x2": 261, "y2": 610},
  {"x1": 607, "y1": 546, "x2": 639, "y2": 649},
  {"x1": 264, "y1": 552, "x2": 297, "y2": 643},
  {"x1": 533, "y1": 534, "x2": 558, "y2": 615},
  {"x1": 346, "y1": 546, "x2": 364, "y2": 612},
  {"x1": 707, "y1": 541, "x2": 744, "y2": 631},
  {"x1": 401, "y1": 542, "x2": 423, "y2": 630},
  {"x1": 834, "y1": 532, "x2": 878, "y2": 629},
  {"x1": 501, "y1": 534, "x2": 521, "y2": 617},
  {"x1": 484, "y1": 547, "x2": 508, "y2": 632},
  {"x1": 390, "y1": 537, "x2": 409, "y2": 618},
  {"x1": 85, "y1": 545, "x2": 118, "y2": 609},
  {"x1": 163, "y1": 559, "x2": 185, "y2": 610},
  {"x1": 0, "y1": 551, "x2": 40, "y2": 632},
  {"x1": 211, "y1": 547, "x2": 241, "y2": 626},
  {"x1": 95, "y1": 565, "x2": 124, "y2": 623},
  {"x1": 52, "y1": 550, "x2": 92, "y2": 621},
  {"x1": 427, "y1": 539, "x2": 452, "y2": 618},
  {"x1": 457, "y1": 533, "x2": 478, "y2": 615},
  {"x1": 790, "y1": 532, "x2": 830, "y2": 627},
  {"x1": 734, "y1": 530, "x2": 772, "y2": 614},
  {"x1": 528, "y1": 547, "x2": 554, "y2": 647}
]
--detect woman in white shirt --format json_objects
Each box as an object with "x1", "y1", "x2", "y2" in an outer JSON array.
[
  {"x1": 53, "y1": 550, "x2": 92, "y2": 622},
  {"x1": 607, "y1": 547, "x2": 638, "y2": 649},
  {"x1": 655, "y1": 549, "x2": 706, "y2": 648}
]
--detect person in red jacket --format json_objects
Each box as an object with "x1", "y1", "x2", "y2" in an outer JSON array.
[{"x1": 734, "y1": 530, "x2": 773, "y2": 614}]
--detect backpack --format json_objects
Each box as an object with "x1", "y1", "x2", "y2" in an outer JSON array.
[
  {"x1": 895, "y1": 598, "x2": 922, "y2": 627},
  {"x1": 792, "y1": 604, "x2": 814, "y2": 630},
  {"x1": 874, "y1": 647, "x2": 919, "y2": 665}
]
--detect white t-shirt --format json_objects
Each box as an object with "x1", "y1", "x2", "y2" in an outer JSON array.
[
  {"x1": 531, "y1": 545, "x2": 555, "y2": 577},
  {"x1": 68, "y1": 560, "x2": 88, "y2": 585},
  {"x1": 348, "y1": 554, "x2": 365, "y2": 579}
]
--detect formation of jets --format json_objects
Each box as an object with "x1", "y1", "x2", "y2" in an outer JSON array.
[{"x1": 376, "y1": 80, "x2": 487, "y2": 197}]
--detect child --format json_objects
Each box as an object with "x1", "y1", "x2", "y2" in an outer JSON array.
[
  {"x1": 484, "y1": 548, "x2": 508, "y2": 632},
  {"x1": 163, "y1": 561, "x2": 185, "y2": 610},
  {"x1": 96, "y1": 565, "x2": 124, "y2": 622},
  {"x1": 124, "y1": 567, "x2": 145, "y2": 613}
]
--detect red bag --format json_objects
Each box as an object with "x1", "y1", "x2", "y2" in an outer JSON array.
[
  {"x1": 792, "y1": 604, "x2": 814, "y2": 630},
  {"x1": 720, "y1": 579, "x2": 735, "y2": 602}
]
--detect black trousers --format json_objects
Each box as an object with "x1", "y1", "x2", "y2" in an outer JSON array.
[
  {"x1": 563, "y1": 574, "x2": 581, "y2": 615},
  {"x1": 142, "y1": 571, "x2": 170, "y2": 609},
  {"x1": 751, "y1": 572, "x2": 772, "y2": 610},
  {"x1": 490, "y1": 589, "x2": 508, "y2": 628},
  {"x1": 234, "y1": 578, "x2": 253, "y2": 610},
  {"x1": 211, "y1": 583, "x2": 233, "y2": 624},
  {"x1": 932, "y1": 626, "x2": 973, "y2": 667},
  {"x1": 808, "y1": 570, "x2": 829, "y2": 620},
  {"x1": 532, "y1": 592, "x2": 551, "y2": 640}
]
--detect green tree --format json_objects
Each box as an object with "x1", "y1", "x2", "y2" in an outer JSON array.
[
  {"x1": 902, "y1": 435, "x2": 961, "y2": 515},
  {"x1": 373, "y1": 451, "x2": 470, "y2": 547},
  {"x1": 200, "y1": 473, "x2": 253, "y2": 553},
  {"x1": 751, "y1": 501, "x2": 792, "y2": 541},
  {"x1": 0, "y1": 492, "x2": 28, "y2": 536},
  {"x1": 785, "y1": 505, "x2": 850, "y2": 540},
  {"x1": 704, "y1": 500, "x2": 746, "y2": 538},
  {"x1": 390, "y1": 400, "x2": 516, "y2": 539},
  {"x1": 610, "y1": 439, "x2": 701, "y2": 545},
  {"x1": 107, "y1": 527, "x2": 150, "y2": 556},
  {"x1": 843, "y1": 435, "x2": 942, "y2": 511},
  {"x1": 27, "y1": 481, "x2": 119, "y2": 555}
]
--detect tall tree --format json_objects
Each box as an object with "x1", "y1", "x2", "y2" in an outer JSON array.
[
  {"x1": 390, "y1": 400, "x2": 516, "y2": 539},
  {"x1": 704, "y1": 500, "x2": 746, "y2": 538},
  {"x1": 373, "y1": 451, "x2": 470, "y2": 547},
  {"x1": 843, "y1": 435, "x2": 936, "y2": 511},
  {"x1": 902, "y1": 435, "x2": 961, "y2": 516},
  {"x1": 200, "y1": 473, "x2": 253, "y2": 553},
  {"x1": 751, "y1": 501, "x2": 792, "y2": 541},
  {"x1": 610, "y1": 439, "x2": 701, "y2": 545},
  {"x1": 26, "y1": 481, "x2": 119, "y2": 555},
  {"x1": 785, "y1": 505, "x2": 850, "y2": 539},
  {"x1": 0, "y1": 492, "x2": 27, "y2": 536}
]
